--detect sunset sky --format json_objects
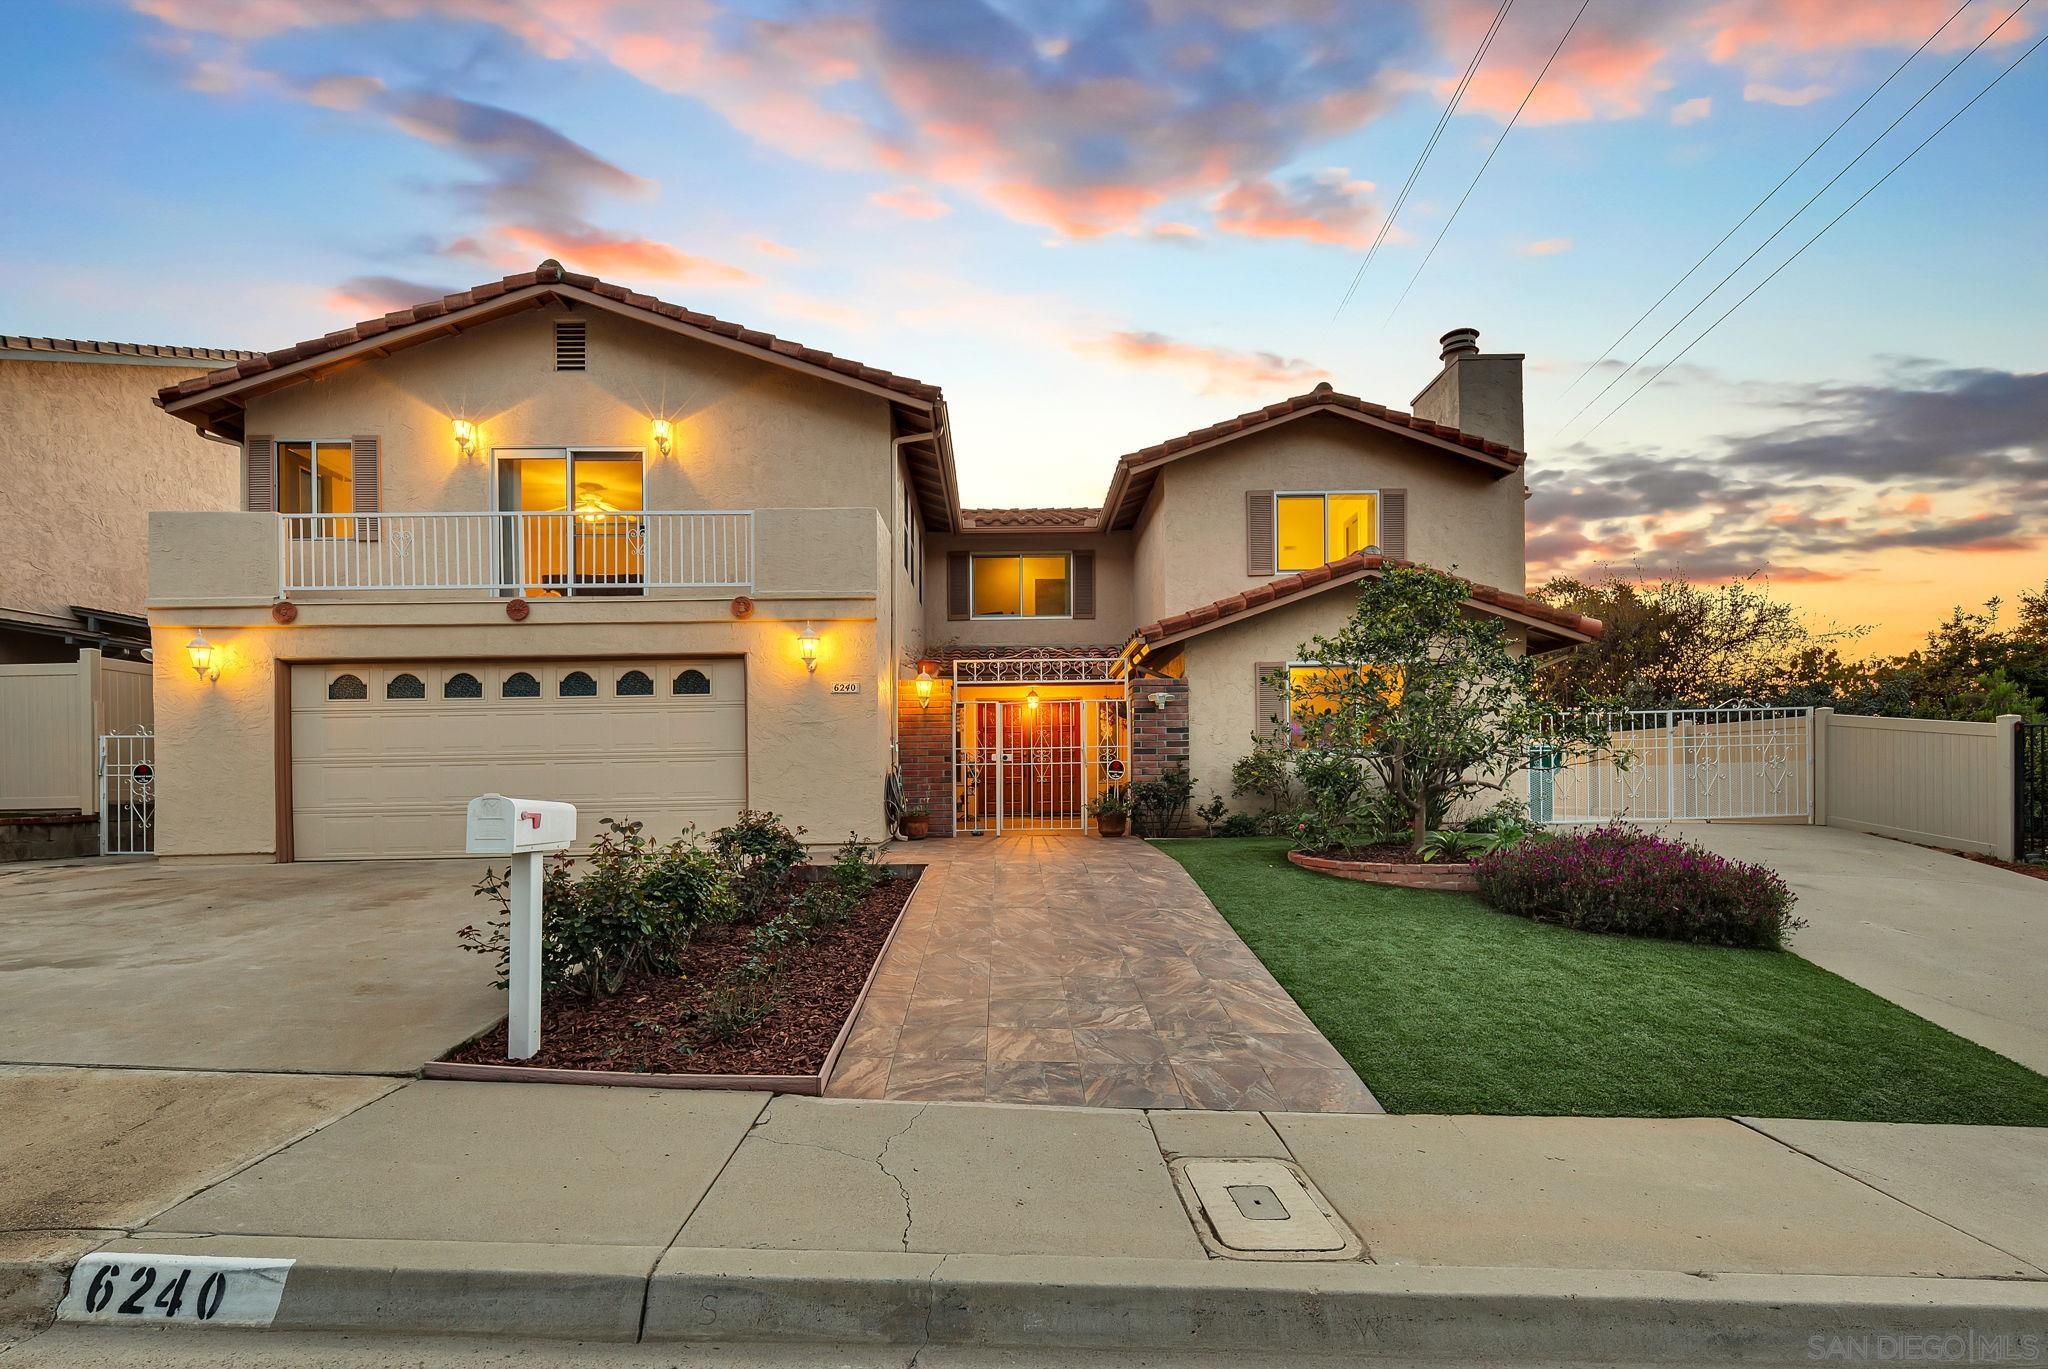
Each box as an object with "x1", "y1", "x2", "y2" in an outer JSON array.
[{"x1": 6, "y1": 0, "x2": 2045, "y2": 653}]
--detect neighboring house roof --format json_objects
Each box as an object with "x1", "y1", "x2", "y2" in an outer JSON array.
[
  {"x1": 2, "y1": 335, "x2": 257, "y2": 364},
  {"x1": 1098, "y1": 380, "x2": 1524, "y2": 530},
  {"x1": 153, "y1": 259, "x2": 962, "y2": 530},
  {"x1": 959, "y1": 507, "x2": 1099, "y2": 530},
  {"x1": 1126, "y1": 551, "x2": 1603, "y2": 659}
]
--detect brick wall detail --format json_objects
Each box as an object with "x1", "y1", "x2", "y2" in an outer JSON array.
[{"x1": 897, "y1": 676, "x2": 954, "y2": 837}]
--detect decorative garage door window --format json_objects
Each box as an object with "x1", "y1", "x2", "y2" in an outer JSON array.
[
  {"x1": 673, "y1": 669, "x2": 710, "y2": 695},
  {"x1": 444, "y1": 671, "x2": 482, "y2": 699},
  {"x1": 386, "y1": 672, "x2": 426, "y2": 699},
  {"x1": 616, "y1": 669, "x2": 653, "y2": 696},
  {"x1": 502, "y1": 671, "x2": 540, "y2": 698},
  {"x1": 327, "y1": 673, "x2": 367, "y2": 701},
  {"x1": 560, "y1": 670, "x2": 597, "y2": 697}
]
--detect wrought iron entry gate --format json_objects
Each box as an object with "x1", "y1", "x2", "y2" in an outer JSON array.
[
  {"x1": 1531, "y1": 706, "x2": 1813, "y2": 823},
  {"x1": 99, "y1": 727, "x2": 156, "y2": 856},
  {"x1": 954, "y1": 697, "x2": 1128, "y2": 835},
  {"x1": 2020, "y1": 722, "x2": 2048, "y2": 863}
]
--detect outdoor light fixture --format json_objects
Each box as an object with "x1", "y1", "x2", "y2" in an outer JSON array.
[
  {"x1": 652, "y1": 418, "x2": 674, "y2": 457},
  {"x1": 452, "y1": 418, "x2": 477, "y2": 460},
  {"x1": 798, "y1": 623, "x2": 820, "y2": 674},
  {"x1": 1149, "y1": 691, "x2": 1175, "y2": 711},
  {"x1": 1025, "y1": 688, "x2": 1040, "y2": 711},
  {"x1": 186, "y1": 632, "x2": 220, "y2": 683},
  {"x1": 914, "y1": 665, "x2": 935, "y2": 709}
]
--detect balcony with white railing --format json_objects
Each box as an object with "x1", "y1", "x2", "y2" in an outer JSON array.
[{"x1": 277, "y1": 510, "x2": 754, "y2": 596}]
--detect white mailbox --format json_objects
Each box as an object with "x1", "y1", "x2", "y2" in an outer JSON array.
[{"x1": 465, "y1": 794, "x2": 577, "y2": 855}]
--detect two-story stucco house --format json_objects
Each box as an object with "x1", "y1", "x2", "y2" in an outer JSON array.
[{"x1": 146, "y1": 260, "x2": 1598, "y2": 861}]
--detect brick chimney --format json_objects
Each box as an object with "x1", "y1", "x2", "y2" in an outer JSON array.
[{"x1": 1411, "y1": 327, "x2": 1524, "y2": 451}]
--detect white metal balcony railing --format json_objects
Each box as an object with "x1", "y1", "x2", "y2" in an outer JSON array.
[{"x1": 277, "y1": 511, "x2": 754, "y2": 595}]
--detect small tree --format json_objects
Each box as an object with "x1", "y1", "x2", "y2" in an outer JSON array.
[{"x1": 1285, "y1": 565, "x2": 1609, "y2": 850}]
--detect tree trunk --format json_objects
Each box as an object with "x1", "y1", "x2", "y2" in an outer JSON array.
[{"x1": 1411, "y1": 786, "x2": 1430, "y2": 850}]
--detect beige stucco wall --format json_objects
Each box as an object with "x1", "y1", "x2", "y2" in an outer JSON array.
[
  {"x1": 1135, "y1": 413, "x2": 1527, "y2": 620},
  {"x1": 921, "y1": 530, "x2": 1135, "y2": 651},
  {"x1": 0, "y1": 356, "x2": 239, "y2": 634}
]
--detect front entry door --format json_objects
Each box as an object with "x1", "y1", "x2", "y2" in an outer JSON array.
[{"x1": 954, "y1": 697, "x2": 1127, "y2": 835}]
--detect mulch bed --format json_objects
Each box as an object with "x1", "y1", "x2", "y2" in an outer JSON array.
[
  {"x1": 1960, "y1": 851, "x2": 2048, "y2": 883},
  {"x1": 442, "y1": 875, "x2": 915, "y2": 1077}
]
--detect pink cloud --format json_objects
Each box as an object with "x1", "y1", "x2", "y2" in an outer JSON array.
[
  {"x1": 1744, "y1": 81, "x2": 1832, "y2": 106},
  {"x1": 495, "y1": 225, "x2": 757, "y2": 285},
  {"x1": 749, "y1": 236, "x2": 802, "y2": 260},
  {"x1": 1076, "y1": 329, "x2": 1329, "y2": 394},
  {"x1": 868, "y1": 185, "x2": 952, "y2": 220},
  {"x1": 1671, "y1": 95, "x2": 1712, "y2": 124},
  {"x1": 1518, "y1": 237, "x2": 1573, "y2": 256},
  {"x1": 1210, "y1": 169, "x2": 1378, "y2": 249}
]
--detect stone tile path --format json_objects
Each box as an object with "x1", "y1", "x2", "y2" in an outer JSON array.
[{"x1": 828, "y1": 836, "x2": 1380, "y2": 1111}]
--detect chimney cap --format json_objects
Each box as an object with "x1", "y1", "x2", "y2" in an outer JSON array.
[{"x1": 1438, "y1": 327, "x2": 1481, "y2": 361}]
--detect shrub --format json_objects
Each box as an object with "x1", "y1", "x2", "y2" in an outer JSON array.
[
  {"x1": 1130, "y1": 764, "x2": 1195, "y2": 837},
  {"x1": 1283, "y1": 809, "x2": 1349, "y2": 854},
  {"x1": 1089, "y1": 786, "x2": 1131, "y2": 817},
  {"x1": 697, "y1": 979, "x2": 774, "y2": 1040},
  {"x1": 795, "y1": 882, "x2": 855, "y2": 928},
  {"x1": 1217, "y1": 812, "x2": 1261, "y2": 837},
  {"x1": 711, "y1": 810, "x2": 808, "y2": 916},
  {"x1": 1231, "y1": 737, "x2": 1292, "y2": 815},
  {"x1": 1474, "y1": 823, "x2": 1803, "y2": 949},
  {"x1": 1195, "y1": 794, "x2": 1228, "y2": 835},
  {"x1": 1293, "y1": 749, "x2": 1367, "y2": 816},
  {"x1": 829, "y1": 832, "x2": 888, "y2": 900}
]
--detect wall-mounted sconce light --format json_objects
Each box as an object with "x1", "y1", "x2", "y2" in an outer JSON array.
[
  {"x1": 798, "y1": 623, "x2": 820, "y2": 674},
  {"x1": 652, "y1": 418, "x2": 674, "y2": 458},
  {"x1": 914, "y1": 665, "x2": 935, "y2": 709},
  {"x1": 453, "y1": 418, "x2": 478, "y2": 460},
  {"x1": 1025, "y1": 687, "x2": 1040, "y2": 711},
  {"x1": 186, "y1": 632, "x2": 220, "y2": 683}
]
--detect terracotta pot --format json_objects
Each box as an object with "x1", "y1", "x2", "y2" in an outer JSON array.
[
  {"x1": 1096, "y1": 813, "x2": 1128, "y2": 838},
  {"x1": 903, "y1": 814, "x2": 930, "y2": 840}
]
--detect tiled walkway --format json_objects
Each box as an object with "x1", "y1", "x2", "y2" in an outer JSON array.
[{"x1": 827, "y1": 835, "x2": 1381, "y2": 1112}]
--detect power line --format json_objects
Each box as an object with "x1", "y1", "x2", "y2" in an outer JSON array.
[
  {"x1": 1555, "y1": 0, "x2": 2030, "y2": 438},
  {"x1": 1579, "y1": 26, "x2": 2047, "y2": 442},
  {"x1": 1333, "y1": 0, "x2": 1513, "y2": 319},
  {"x1": 1556, "y1": 0, "x2": 1974, "y2": 400},
  {"x1": 1383, "y1": 0, "x2": 1590, "y2": 326}
]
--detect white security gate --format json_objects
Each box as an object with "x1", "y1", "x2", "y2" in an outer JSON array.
[
  {"x1": 955, "y1": 697, "x2": 1128, "y2": 835},
  {"x1": 1531, "y1": 707, "x2": 1813, "y2": 823},
  {"x1": 98, "y1": 728, "x2": 156, "y2": 856}
]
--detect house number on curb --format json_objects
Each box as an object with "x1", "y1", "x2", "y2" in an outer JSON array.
[
  {"x1": 831, "y1": 681, "x2": 861, "y2": 695},
  {"x1": 59, "y1": 1253, "x2": 295, "y2": 1327}
]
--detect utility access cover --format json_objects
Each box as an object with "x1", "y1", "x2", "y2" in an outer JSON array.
[{"x1": 1172, "y1": 1158, "x2": 1365, "y2": 1261}]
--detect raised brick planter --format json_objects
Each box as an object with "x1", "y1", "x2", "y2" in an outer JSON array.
[{"x1": 1287, "y1": 848, "x2": 1479, "y2": 892}]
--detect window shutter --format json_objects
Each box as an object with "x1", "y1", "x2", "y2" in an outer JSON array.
[
  {"x1": 352, "y1": 435, "x2": 380, "y2": 542},
  {"x1": 1254, "y1": 661, "x2": 1288, "y2": 742},
  {"x1": 947, "y1": 552, "x2": 970, "y2": 621},
  {"x1": 1072, "y1": 551, "x2": 1096, "y2": 619},
  {"x1": 244, "y1": 434, "x2": 275, "y2": 513},
  {"x1": 1246, "y1": 490, "x2": 1275, "y2": 576},
  {"x1": 554, "y1": 320, "x2": 587, "y2": 371},
  {"x1": 1380, "y1": 488, "x2": 1407, "y2": 559}
]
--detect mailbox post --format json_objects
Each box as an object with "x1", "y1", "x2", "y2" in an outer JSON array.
[{"x1": 465, "y1": 794, "x2": 576, "y2": 1059}]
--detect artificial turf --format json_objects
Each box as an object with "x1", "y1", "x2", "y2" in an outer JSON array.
[{"x1": 1160, "y1": 838, "x2": 2048, "y2": 1124}]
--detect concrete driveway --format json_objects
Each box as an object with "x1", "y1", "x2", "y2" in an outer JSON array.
[
  {"x1": 1675, "y1": 824, "x2": 2048, "y2": 1074},
  {"x1": 0, "y1": 858, "x2": 503, "y2": 1074}
]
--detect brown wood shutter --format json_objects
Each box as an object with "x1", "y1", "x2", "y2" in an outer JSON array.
[
  {"x1": 1246, "y1": 490, "x2": 1275, "y2": 576},
  {"x1": 351, "y1": 435, "x2": 380, "y2": 541},
  {"x1": 1071, "y1": 550, "x2": 1096, "y2": 619},
  {"x1": 947, "y1": 552, "x2": 970, "y2": 620},
  {"x1": 244, "y1": 435, "x2": 275, "y2": 513},
  {"x1": 1254, "y1": 661, "x2": 1288, "y2": 741},
  {"x1": 1379, "y1": 488, "x2": 1407, "y2": 559}
]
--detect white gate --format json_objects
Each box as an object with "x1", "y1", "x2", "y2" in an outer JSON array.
[
  {"x1": 955, "y1": 697, "x2": 1128, "y2": 835},
  {"x1": 1531, "y1": 707, "x2": 1812, "y2": 823},
  {"x1": 98, "y1": 728, "x2": 156, "y2": 856}
]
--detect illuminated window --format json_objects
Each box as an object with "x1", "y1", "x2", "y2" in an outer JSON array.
[
  {"x1": 279, "y1": 440, "x2": 355, "y2": 537},
  {"x1": 1274, "y1": 492, "x2": 1379, "y2": 571},
  {"x1": 1286, "y1": 663, "x2": 1400, "y2": 747},
  {"x1": 970, "y1": 553, "x2": 1070, "y2": 617}
]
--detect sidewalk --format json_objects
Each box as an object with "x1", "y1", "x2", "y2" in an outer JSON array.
[{"x1": 7, "y1": 1076, "x2": 2046, "y2": 1359}]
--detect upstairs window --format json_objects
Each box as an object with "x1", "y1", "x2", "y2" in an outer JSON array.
[
  {"x1": 554, "y1": 320, "x2": 587, "y2": 371},
  {"x1": 279, "y1": 440, "x2": 354, "y2": 537},
  {"x1": 971, "y1": 553, "x2": 1070, "y2": 618},
  {"x1": 1275, "y1": 492, "x2": 1378, "y2": 572}
]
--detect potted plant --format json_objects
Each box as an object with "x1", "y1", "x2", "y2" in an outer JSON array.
[
  {"x1": 1089, "y1": 787, "x2": 1131, "y2": 838},
  {"x1": 901, "y1": 805, "x2": 930, "y2": 840}
]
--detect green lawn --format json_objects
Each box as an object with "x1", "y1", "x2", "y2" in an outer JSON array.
[{"x1": 1160, "y1": 838, "x2": 2048, "y2": 1124}]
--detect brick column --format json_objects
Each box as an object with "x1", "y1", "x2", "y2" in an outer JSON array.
[
  {"x1": 897, "y1": 675, "x2": 954, "y2": 837},
  {"x1": 1128, "y1": 677, "x2": 1191, "y2": 834}
]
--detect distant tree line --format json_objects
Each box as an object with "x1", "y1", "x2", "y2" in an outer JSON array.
[{"x1": 1533, "y1": 572, "x2": 2048, "y2": 723}]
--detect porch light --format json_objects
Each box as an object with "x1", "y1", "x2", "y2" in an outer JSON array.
[
  {"x1": 914, "y1": 665, "x2": 935, "y2": 709},
  {"x1": 798, "y1": 623, "x2": 820, "y2": 674},
  {"x1": 1026, "y1": 688, "x2": 1040, "y2": 711},
  {"x1": 652, "y1": 418, "x2": 674, "y2": 457},
  {"x1": 186, "y1": 632, "x2": 220, "y2": 683},
  {"x1": 452, "y1": 418, "x2": 477, "y2": 460}
]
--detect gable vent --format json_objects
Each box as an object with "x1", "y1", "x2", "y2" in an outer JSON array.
[{"x1": 554, "y1": 320, "x2": 587, "y2": 371}]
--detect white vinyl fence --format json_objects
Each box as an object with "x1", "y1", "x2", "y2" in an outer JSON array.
[
  {"x1": 1530, "y1": 706, "x2": 1814, "y2": 823},
  {"x1": 1815, "y1": 709, "x2": 2019, "y2": 858},
  {"x1": 0, "y1": 650, "x2": 152, "y2": 814}
]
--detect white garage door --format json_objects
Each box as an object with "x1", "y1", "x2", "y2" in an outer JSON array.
[{"x1": 290, "y1": 659, "x2": 745, "y2": 860}]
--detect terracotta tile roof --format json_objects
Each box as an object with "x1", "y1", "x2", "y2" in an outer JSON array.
[
  {"x1": 1119, "y1": 381, "x2": 1523, "y2": 472},
  {"x1": 959, "y1": 507, "x2": 1100, "y2": 529},
  {"x1": 3, "y1": 335, "x2": 257, "y2": 363},
  {"x1": 155, "y1": 260, "x2": 941, "y2": 408},
  {"x1": 1130, "y1": 551, "x2": 1603, "y2": 648}
]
